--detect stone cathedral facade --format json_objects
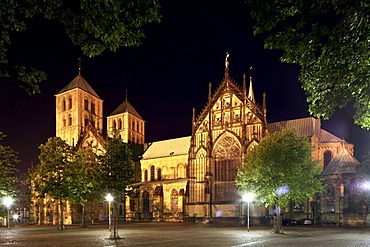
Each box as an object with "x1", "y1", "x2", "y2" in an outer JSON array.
[{"x1": 30, "y1": 55, "x2": 364, "y2": 226}]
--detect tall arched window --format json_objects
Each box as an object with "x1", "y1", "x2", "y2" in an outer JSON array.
[
  {"x1": 324, "y1": 150, "x2": 332, "y2": 167},
  {"x1": 118, "y1": 119, "x2": 122, "y2": 129},
  {"x1": 84, "y1": 99, "x2": 89, "y2": 110},
  {"x1": 113, "y1": 120, "x2": 117, "y2": 129},
  {"x1": 150, "y1": 166, "x2": 155, "y2": 181},
  {"x1": 62, "y1": 98, "x2": 66, "y2": 111},
  {"x1": 157, "y1": 168, "x2": 162, "y2": 180},
  {"x1": 68, "y1": 97, "x2": 72, "y2": 109},
  {"x1": 91, "y1": 101, "x2": 95, "y2": 114},
  {"x1": 144, "y1": 170, "x2": 148, "y2": 182},
  {"x1": 68, "y1": 115, "x2": 72, "y2": 126},
  {"x1": 171, "y1": 189, "x2": 178, "y2": 213},
  {"x1": 142, "y1": 191, "x2": 150, "y2": 213},
  {"x1": 214, "y1": 136, "x2": 241, "y2": 202}
]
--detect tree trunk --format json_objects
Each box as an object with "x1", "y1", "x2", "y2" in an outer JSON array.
[
  {"x1": 58, "y1": 198, "x2": 66, "y2": 230},
  {"x1": 109, "y1": 192, "x2": 120, "y2": 239},
  {"x1": 80, "y1": 204, "x2": 87, "y2": 228},
  {"x1": 273, "y1": 201, "x2": 283, "y2": 234}
]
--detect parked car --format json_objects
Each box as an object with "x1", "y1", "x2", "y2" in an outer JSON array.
[
  {"x1": 282, "y1": 218, "x2": 298, "y2": 226},
  {"x1": 298, "y1": 218, "x2": 313, "y2": 225}
]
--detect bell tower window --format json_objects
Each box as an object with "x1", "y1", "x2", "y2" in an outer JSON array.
[
  {"x1": 69, "y1": 97, "x2": 72, "y2": 109},
  {"x1": 84, "y1": 99, "x2": 89, "y2": 110},
  {"x1": 62, "y1": 98, "x2": 66, "y2": 111},
  {"x1": 91, "y1": 102, "x2": 95, "y2": 114}
]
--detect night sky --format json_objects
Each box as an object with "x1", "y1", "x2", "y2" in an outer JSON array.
[{"x1": 1, "y1": 0, "x2": 369, "y2": 175}]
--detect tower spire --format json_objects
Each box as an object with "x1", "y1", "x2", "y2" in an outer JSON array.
[
  {"x1": 78, "y1": 58, "x2": 81, "y2": 75},
  {"x1": 243, "y1": 73, "x2": 247, "y2": 103},
  {"x1": 248, "y1": 66, "x2": 255, "y2": 103},
  {"x1": 208, "y1": 82, "x2": 212, "y2": 101}
]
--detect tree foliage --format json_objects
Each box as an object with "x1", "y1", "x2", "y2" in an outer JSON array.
[
  {"x1": 0, "y1": 132, "x2": 19, "y2": 197},
  {"x1": 245, "y1": 1, "x2": 370, "y2": 128},
  {"x1": 0, "y1": 0, "x2": 161, "y2": 94},
  {"x1": 236, "y1": 129, "x2": 323, "y2": 232},
  {"x1": 30, "y1": 137, "x2": 92, "y2": 229}
]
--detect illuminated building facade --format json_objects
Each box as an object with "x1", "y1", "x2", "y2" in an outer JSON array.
[{"x1": 30, "y1": 55, "x2": 362, "y2": 226}]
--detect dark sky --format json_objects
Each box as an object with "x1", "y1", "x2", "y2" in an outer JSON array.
[{"x1": 1, "y1": 0, "x2": 370, "y2": 175}]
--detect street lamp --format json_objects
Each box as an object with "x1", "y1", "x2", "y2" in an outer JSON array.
[
  {"x1": 105, "y1": 193, "x2": 113, "y2": 231},
  {"x1": 205, "y1": 171, "x2": 213, "y2": 223},
  {"x1": 242, "y1": 192, "x2": 254, "y2": 231},
  {"x1": 3, "y1": 197, "x2": 14, "y2": 230}
]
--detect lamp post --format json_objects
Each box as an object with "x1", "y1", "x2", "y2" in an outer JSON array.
[
  {"x1": 205, "y1": 171, "x2": 213, "y2": 223},
  {"x1": 3, "y1": 197, "x2": 13, "y2": 230},
  {"x1": 242, "y1": 192, "x2": 254, "y2": 231},
  {"x1": 105, "y1": 193, "x2": 113, "y2": 231}
]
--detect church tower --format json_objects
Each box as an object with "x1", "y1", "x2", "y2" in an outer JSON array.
[
  {"x1": 55, "y1": 69, "x2": 103, "y2": 147},
  {"x1": 107, "y1": 93, "x2": 145, "y2": 145}
]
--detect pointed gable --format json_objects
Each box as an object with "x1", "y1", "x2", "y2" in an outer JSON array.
[
  {"x1": 194, "y1": 75, "x2": 264, "y2": 131},
  {"x1": 109, "y1": 99, "x2": 143, "y2": 119},
  {"x1": 75, "y1": 123, "x2": 106, "y2": 154},
  {"x1": 321, "y1": 148, "x2": 360, "y2": 176},
  {"x1": 58, "y1": 74, "x2": 100, "y2": 98}
]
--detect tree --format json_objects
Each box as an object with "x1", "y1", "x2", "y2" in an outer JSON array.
[
  {"x1": 99, "y1": 136, "x2": 135, "y2": 239},
  {"x1": 245, "y1": 1, "x2": 370, "y2": 129},
  {"x1": 30, "y1": 137, "x2": 92, "y2": 230},
  {"x1": 0, "y1": 132, "x2": 19, "y2": 197},
  {"x1": 0, "y1": 0, "x2": 161, "y2": 94},
  {"x1": 236, "y1": 129, "x2": 323, "y2": 233},
  {"x1": 76, "y1": 147, "x2": 101, "y2": 227}
]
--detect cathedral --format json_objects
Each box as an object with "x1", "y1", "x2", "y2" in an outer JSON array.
[{"x1": 30, "y1": 55, "x2": 364, "y2": 226}]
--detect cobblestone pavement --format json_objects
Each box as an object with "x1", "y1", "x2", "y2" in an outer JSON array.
[{"x1": 1, "y1": 222, "x2": 370, "y2": 246}]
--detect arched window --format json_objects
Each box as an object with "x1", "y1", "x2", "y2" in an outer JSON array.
[
  {"x1": 63, "y1": 118, "x2": 66, "y2": 127},
  {"x1": 84, "y1": 116, "x2": 89, "y2": 126},
  {"x1": 68, "y1": 115, "x2": 72, "y2": 126},
  {"x1": 142, "y1": 191, "x2": 150, "y2": 213},
  {"x1": 113, "y1": 120, "x2": 117, "y2": 129},
  {"x1": 118, "y1": 119, "x2": 122, "y2": 129},
  {"x1": 214, "y1": 136, "x2": 241, "y2": 202},
  {"x1": 157, "y1": 168, "x2": 162, "y2": 180},
  {"x1": 144, "y1": 170, "x2": 148, "y2": 182},
  {"x1": 91, "y1": 101, "x2": 95, "y2": 114},
  {"x1": 150, "y1": 166, "x2": 155, "y2": 181},
  {"x1": 324, "y1": 150, "x2": 332, "y2": 167},
  {"x1": 68, "y1": 97, "x2": 72, "y2": 109},
  {"x1": 62, "y1": 98, "x2": 66, "y2": 111},
  {"x1": 171, "y1": 189, "x2": 178, "y2": 213},
  {"x1": 84, "y1": 99, "x2": 89, "y2": 110}
]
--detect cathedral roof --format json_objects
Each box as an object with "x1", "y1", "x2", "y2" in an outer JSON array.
[
  {"x1": 268, "y1": 117, "x2": 320, "y2": 137},
  {"x1": 320, "y1": 147, "x2": 360, "y2": 176},
  {"x1": 268, "y1": 117, "x2": 347, "y2": 143},
  {"x1": 141, "y1": 136, "x2": 191, "y2": 159},
  {"x1": 109, "y1": 99, "x2": 143, "y2": 119},
  {"x1": 58, "y1": 74, "x2": 100, "y2": 98}
]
